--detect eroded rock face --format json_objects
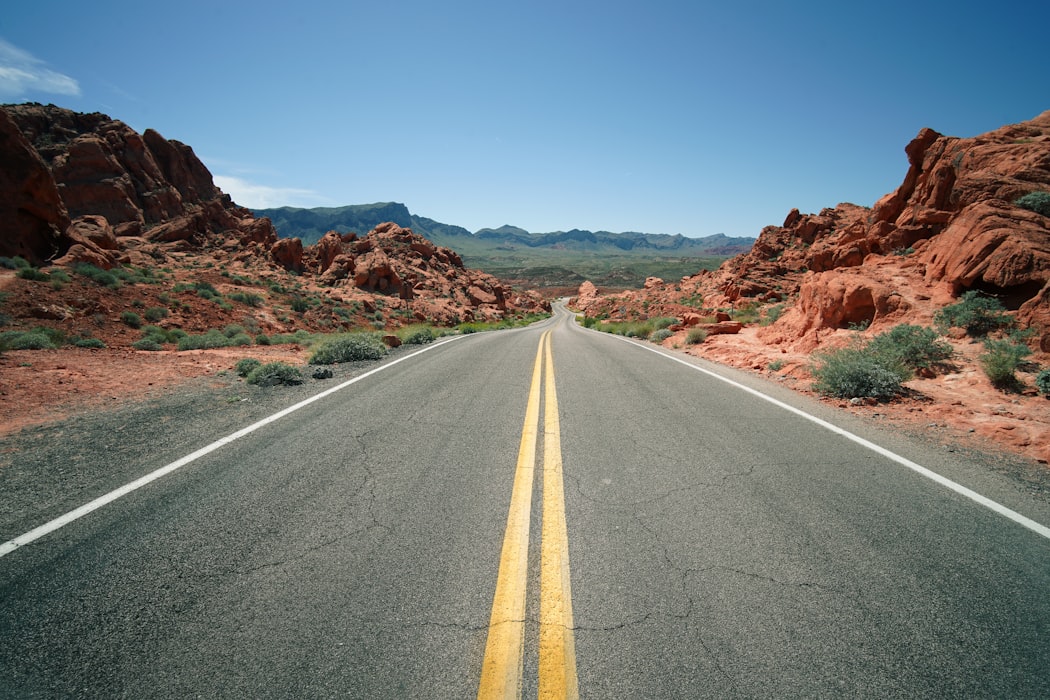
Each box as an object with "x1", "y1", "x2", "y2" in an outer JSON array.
[
  {"x1": 0, "y1": 108, "x2": 71, "y2": 263},
  {"x1": 0, "y1": 103, "x2": 550, "y2": 327}
]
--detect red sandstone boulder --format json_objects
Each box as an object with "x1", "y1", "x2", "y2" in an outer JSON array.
[{"x1": 271, "y1": 237, "x2": 304, "y2": 272}]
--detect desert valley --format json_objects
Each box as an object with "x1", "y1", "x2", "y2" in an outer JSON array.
[{"x1": 1, "y1": 102, "x2": 1049, "y2": 467}]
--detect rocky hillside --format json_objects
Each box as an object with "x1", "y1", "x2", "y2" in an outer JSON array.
[
  {"x1": 577, "y1": 110, "x2": 1050, "y2": 353},
  {"x1": 0, "y1": 103, "x2": 548, "y2": 349}
]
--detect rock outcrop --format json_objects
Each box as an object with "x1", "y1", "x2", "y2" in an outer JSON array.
[
  {"x1": 0, "y1": 108, "x2": 71, "y2": 263},
  {"x1": 1, "y1": 103, "x2": 548, "y2": 328},
  {"x1": 576, "y1": 110, "x2": 1050, "y2": 351}
]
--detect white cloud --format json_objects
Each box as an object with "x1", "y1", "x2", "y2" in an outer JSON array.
[
  {"x1": 0, "y1": 39, "x2": 80, "y2": 99},
  {"x1": 214, "y1": 175, "x2": 326, "y2": 209}
]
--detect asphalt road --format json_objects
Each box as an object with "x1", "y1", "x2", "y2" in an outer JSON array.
[{"x1": 2, "y1": 303, "x2": 1049, "y2": 698}]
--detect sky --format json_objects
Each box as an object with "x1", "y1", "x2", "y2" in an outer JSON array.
[{"x1": 2, "y1": 1, "x2": 1048, "y2": 238}]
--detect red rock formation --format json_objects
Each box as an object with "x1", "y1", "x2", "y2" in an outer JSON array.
[
  {"x1": 0, "y1": 103, "x2": 550, "y2": 329},
  {"x1": 577, "y1": 110, "x2": 1050, "y2": 351},
  {"x1": 0, "y1": 108, "x2": 71, "y2": 263}
]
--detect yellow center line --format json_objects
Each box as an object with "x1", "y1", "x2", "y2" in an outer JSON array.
[
  {"x1": 477, "y1": 333, "x2": 544, "y2": 699},
  {"x1": 478, "y1": 329, "x2": 579, "y2": 699},
  {"x1": 539, "y1": 331, "x2": 579, "y2": 699}
]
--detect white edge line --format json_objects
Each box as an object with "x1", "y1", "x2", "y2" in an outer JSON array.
[
  {"x1": 601, "y1": 331, "x2": 1050, "y2": 542},
  {"x1": 0, "y1": 336, "x2": 466, "y2": 560}
]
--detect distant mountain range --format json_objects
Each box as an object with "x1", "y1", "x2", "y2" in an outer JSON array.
[{"x1": 251, "y1": 202, "x2": 755, "y2": 257}]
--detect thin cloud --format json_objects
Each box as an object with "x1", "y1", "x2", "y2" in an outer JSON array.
[
  {"x1": 213, "y1": 175, "x2": 326, "y2": 209},
  {"x1": 0, "y1": 39, "x2": 80, "y2": 99}
]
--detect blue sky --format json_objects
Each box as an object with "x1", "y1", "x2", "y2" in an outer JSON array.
[{"x1": 2, "y1": 1, "x2": 1047, "y2": 238}]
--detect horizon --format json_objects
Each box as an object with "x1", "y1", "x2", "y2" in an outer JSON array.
[{"x1": 2, "y1": 1, "x2": 1047, "y2": 238}]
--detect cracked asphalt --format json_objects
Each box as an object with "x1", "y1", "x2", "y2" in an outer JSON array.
[{"x1": 2, "y1": 304, "x2": 1050, "y2": 698}]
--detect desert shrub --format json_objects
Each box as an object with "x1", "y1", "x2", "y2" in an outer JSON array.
[
  {"x1": 71, "y1": 336, "x2": 105, "y2": 349},
  {"x1": 73, "y1": 262, "x2": 120, "y2": 289},
  {"x1": 934, "y1": 291, "x2": 1011, "y2": 337},
  {"x1": 223, "y1": 324, "x2": 246, "y2": 338},
  {"x1": 235, "y1": 358, "x2": 262, "y2": 377},
  {"x1": 227, "y1": 332, "x2": 253, "y2": 346},
  {"x1": 651, "y1": 317, "x2": 677, "y2": 331},
  {"x1": 731, "y1": 303, "x2": 761, "y2": 324},
  {"x1": 686, "y1": 328, "x2": 708, "y2": 345},
  {"x1": 458, "y1": 323, "x2": 481, "y2": 334},
  {"x1": 132, "y1": 338, "x2": 163, "y2": 351},
  {"x1": 309, "y1": 334, "x2": 387, "y2": 364},
  {"x1": 579, "y1": 315, "x2": 599, "y2": 328},
  {"x1": 246, "y1": 361, "x2": 303, "y2": 386},
  {"x1": 144, "y1": 306, "x2": 169, "y2": 322},
  {"x1": 768, "y1": 359, "x2": 785, "y2": 371},
  {"x1": 812, "y1": 344, "x2": 909, "y2": 400},
  {"x1": 762, "y1": 304, "x2": 786, "y2": 326},
  {"x1": 1014, "y1": 191, "x2": 1050, "y2": 217},
  {"x1": 120, "y1": 311, "x2": 142, "y2": 329},
  {"x1": 0, "y1": 330, "x2": 57, "y2": 350},
  {"x1": 866, "y1": 324, "x2": 953, "y2": 371},
  {"x1": 16, "y1": 267, "x2": 49, "y2": 281},
  {"x1": 177, "y1": 329, "x2": 234, "y2": 351},
  {"x1": 228, "y1": 291, "x2": 264, "y2": 307},
  {"x1": 979, "y1": 338, "x2": 1031, "y2": 389},
  {"x1": 255, "y1": 333, "x2": 271, "y2": 345},
  {"x1": 401, "y1": 326, "x2": 435, "y2": 345},
  {"x1": 0, "y1": 256, "x2": 30, "y2": 270},
  {"x1": 1036, "y1": 369, "x2": 1050, "y2": 397},
  {"x1": 290, "y1": 297, "x2": 311, "y2": 313},
  {"x1": 649, "y1": 328, "x2": 673, "y2": 343}
]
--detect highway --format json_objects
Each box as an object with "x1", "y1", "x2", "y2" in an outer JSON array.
[{"x1": 2, "y1": 303, "x2": 1049, "y2": 698}]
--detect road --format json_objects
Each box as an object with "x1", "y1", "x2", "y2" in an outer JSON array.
[{"x1": 2, "y1": 303, "x2": 1049, "y2": 698}]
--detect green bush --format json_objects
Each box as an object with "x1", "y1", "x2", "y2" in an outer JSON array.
[
  {"x1": 223, "y1": 324, "x2": 246, "y2": 338},
  {"x1": 132, "y1": 338, "x2": 164, "y2": 351},
  {"x1": 979, "y1": 338, "x2": 1031, "y2": 389},
  {"x1": 0, "y1": 330, "x2": 57, "y2": 350},
  {"x1": 120, "y1": 311, "x2": 142, "y2": 329},
  {"x1": 812, "y1": 344, "x2": 909, "y2": 400},
  {"x1": 934, "y1": 291, "x2": 1011, "y2": 337},
  {"x1": 144, "y1": 306, "x2": 169, "y2": 322},
  {"x1": 246, "y1": 362, "x2": 304, "y2": 386},
  {"x1": 71, "y1": 336, "x2": 106, "y2": 349},
  {"x1": 235, "y1": 358, "x2": 262, "y2": 377},
  {"x1": 866, "y1": 324, "x2": 953, "y2": 371},
  {"x1": 16, "y1": 267, "x2": 49, "y2": 281},
  {"x1": 651, "y1": 317, "x2": 677, "y2": 330},
  {"x1": 228, "y1": 291, "x2": 264, "y2": 307},
  {"x1": 401, "y1": 326, "x2": 435, "y2": 345},
  {"x1": 73, "y1": 262, "x2": 120, "y2": 289},
  {"x1": 686, "y1": 327, "x2": 708, "y2": 345},
  {"x1": 309, "y1": 334, "x2": 387, "y2": 364},
  {"x1": 1014, "y1": 191, "x2": 1050, "y2": 217},
  {"x1": 0, "y1": 256, "x2": 30, "y2": 270},
  {"x1": 177, "y1": 329, "x2": 235, "y2": 351},
  {"x1": 1036, "y1": 369, "x2": 1050, "y2": 397},
  {"x1": 649, "y1": 328, "x2": 673, "y2": 343}
]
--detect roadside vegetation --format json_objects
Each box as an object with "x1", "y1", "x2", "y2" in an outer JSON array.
[{"x1": 812, "y1": 323, "x2": 954, "y2": 400}]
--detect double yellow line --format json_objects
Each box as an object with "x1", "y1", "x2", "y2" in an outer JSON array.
[{"x1": 477, "y1": 330, "x2": 578, "y2": 699}]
